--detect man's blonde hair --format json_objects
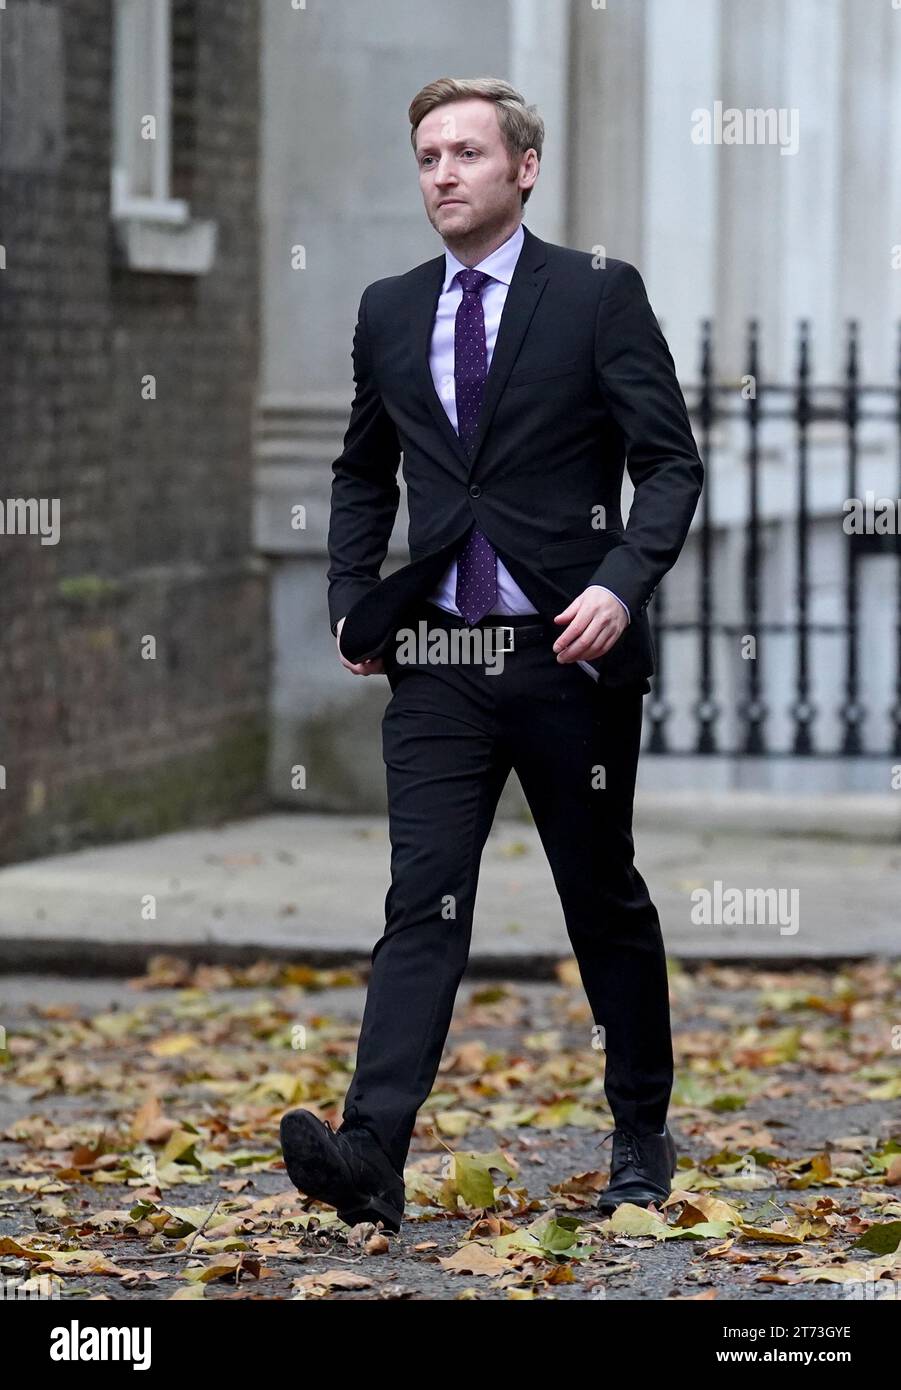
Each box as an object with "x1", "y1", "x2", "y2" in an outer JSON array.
[{"x1": 408, "y1": 77, "x2": 544, "y2": 208}]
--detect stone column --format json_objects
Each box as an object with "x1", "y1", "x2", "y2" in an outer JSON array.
[{"x1": 255, "y1": 0, "x2": 513, "y2": 810}]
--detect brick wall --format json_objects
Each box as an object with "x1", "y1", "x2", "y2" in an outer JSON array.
[{"x1": 0, "y1": 0, "x2": 269, "y2": 862}]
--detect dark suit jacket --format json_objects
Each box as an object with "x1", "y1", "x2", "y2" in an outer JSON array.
[{"x1": 327, "y1": 222, "x2": 703, "y2": 686}]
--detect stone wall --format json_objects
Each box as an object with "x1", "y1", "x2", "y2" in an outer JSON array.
[{"x1": 0, "y1": 0, "x2": 269, "y2": 861}]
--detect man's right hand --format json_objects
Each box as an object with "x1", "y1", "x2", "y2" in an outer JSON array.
[{"x1": 336, "y1": 616, "x2": 385, "y2": 676}]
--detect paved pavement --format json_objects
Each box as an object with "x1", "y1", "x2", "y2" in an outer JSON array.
[
  {"x1": 1, "y1": 971, "x2": 893, "y2": 1304},
  {"x1": 0, "y1": 802, "x2": 897, "y2": 973}
]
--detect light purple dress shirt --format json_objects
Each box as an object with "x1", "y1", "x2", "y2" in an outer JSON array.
[{"x1": 424, "y1": 221, "x2": 629, "y2": 679}]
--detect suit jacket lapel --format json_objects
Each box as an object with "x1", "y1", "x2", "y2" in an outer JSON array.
[
  {"x1": 408, "y1": 223, "x2": 550, "y2": 478},
  {"x1": 409, "y1": 253, "x2": 470, "y2": 470}
]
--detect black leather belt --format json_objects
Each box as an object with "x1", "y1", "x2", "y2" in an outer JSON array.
[{"x1": 412, "y1": 603, "x2": 555, "y2": 652}]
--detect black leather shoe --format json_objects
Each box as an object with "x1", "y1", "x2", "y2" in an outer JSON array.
[
  {"x1": 595, "y1": 1124, "x2": 678, "y2": 1215},
  {"x1": 279, "y1": 1109, "x2": 405, "y2": 1233}
]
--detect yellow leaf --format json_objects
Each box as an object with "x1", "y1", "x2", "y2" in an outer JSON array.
[
  {"x1": 149, "y1": 1034, "x2": 199, "y2": 1058},
  {"x1": 664, "y1": 1189, "x2": 744, "y2": 1228},
  {"x1": 157, "y1": 1129, "x2": 201, "y2": 1168},
  {"x1": 434, "y1": 1110, "x2": 479, "y2": 1137},
  {"x1": 740, "y1": 1225, "x2": 808, "y2": 1244},
  {"x1": 600, "y1": 1203, "x2": 669, "y2": 1239},
  {"x1": 169, "y1": 1283, "x2": 206, "y2": 1299},
  {"x1": 438, "y1": 1243, "x2": 509, "y2": 1277},
  {"x1": 0, "y1": 1237, "x2": 50, "y2": 1261}
]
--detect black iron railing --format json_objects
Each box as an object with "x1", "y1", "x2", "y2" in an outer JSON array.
[{"x1": 647, "y1": 320, "x2": 901, "y2": 757}]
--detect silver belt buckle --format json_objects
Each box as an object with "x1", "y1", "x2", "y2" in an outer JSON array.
[{"x1": 495, "y1": 625, "x2": 514, "y2": 653}]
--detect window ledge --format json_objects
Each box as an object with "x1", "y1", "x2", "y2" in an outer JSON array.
[{"x1": 112, "y1": 212, "x2": 218, "y2": 275}]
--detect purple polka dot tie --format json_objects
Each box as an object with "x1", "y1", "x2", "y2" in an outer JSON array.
[{"x1": 453, "y1": 267, "x2": 498, "y2": 625}]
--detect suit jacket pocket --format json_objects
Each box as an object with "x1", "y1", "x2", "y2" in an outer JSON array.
[
  {"x1": 539, "y1": 531, "x2": 625, "y2": 569},
  {"x1": 507, "y1": 357, "x2": 581, "y2": 387}
]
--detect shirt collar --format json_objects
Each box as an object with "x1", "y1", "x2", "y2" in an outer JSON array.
[{"x1": 441, "y1": 221, "x2": 525, "y2": 293}]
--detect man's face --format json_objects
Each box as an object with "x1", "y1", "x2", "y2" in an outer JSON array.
[{"x1": 415, "y1": 98, "x2": 535, "y2": 240}]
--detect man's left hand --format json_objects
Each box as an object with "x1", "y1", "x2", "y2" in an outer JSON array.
[{"x1": 552, "y1": 585, "x2": 629, "y2": 663}]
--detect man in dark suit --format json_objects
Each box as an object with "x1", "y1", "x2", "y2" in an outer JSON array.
[{"x1": 280, "y1": 77, "x2": 703, "y2": 1233}]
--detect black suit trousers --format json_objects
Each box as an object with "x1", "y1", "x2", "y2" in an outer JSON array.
[{"x1": 340, "y1": 603, "x2": 674, "y2": 1172}]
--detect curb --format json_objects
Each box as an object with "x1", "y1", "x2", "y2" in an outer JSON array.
[
  {"x1": 634, "y1": 792, "x2": 901, "y2": 842},
  {"x1": 0, "y1": 937, "x2": 891, "y2": 979}
]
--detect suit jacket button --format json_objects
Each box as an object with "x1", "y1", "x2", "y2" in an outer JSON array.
[{"x1": 468, "y1": 484, "x2": 482, "y2": 498}]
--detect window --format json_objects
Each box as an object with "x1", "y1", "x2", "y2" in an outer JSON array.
[
  {"x1": 112, "y1": 0, "x2": 185, "y2": 221},
  {"x1": 111, "y1": 0, "x2": 215, "y2": 272}
]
